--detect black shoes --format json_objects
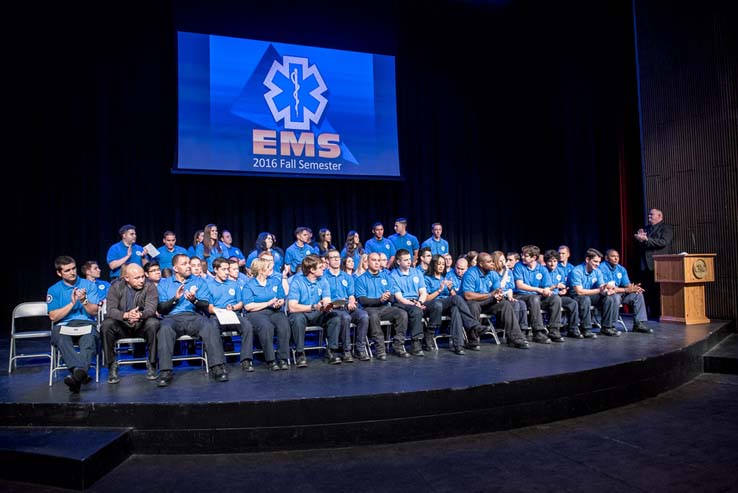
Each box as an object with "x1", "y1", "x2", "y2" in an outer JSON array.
[
  {"x1": 411, "y1": 339, "x2": 425, "y2": 357},
  {"x1": 107, "y1": 362, "x2": 120, "y2": 384},
  {"x1": 296, "y1": 353, "x2": 308, "y2": 368},
  {"x1": 267, "y1": 361, "x2": 279, "y2": 371},
  {"x1": 157, "y1": 370, "x2": 173, "y2": 387},
  {"x1": 466, "y1": 343, "x2": 481, "y2": 351},
  {"x1": 241, "y1": 360, "x2": 254, "y2": 372},
  {"x1": 342, "y1": 350, "x2": 354, "y2": 363},
  {"x1": 392, "y1": 342, "x2": 411, "y2": 358},
  {"x1": 325, "y1": 349, "x2": 342, "y2": 365},
  {"x1": 453, "y1": 345, "x2": 466, "y2": 355},
  {"x1": 601, "y1": 327, "x2": 621, "y2": 337},
  {"x1": 633, "y1": 321, "x2": 653, "y2": 333},
  {"x1": 211, "y1": 364, "x2": 229, "y2": 382},
  {"x1": 567, "y1": 328, "x2": 584, "y2": 339},
  {"x1": 548, "y1": 328, "x2": 565, "y2": 343},
  {"x1": 278, "y1": 359, "x2": 289, "y2": 370},
  {"x1": 356, "y1": 349, "x2": 371, "y2": 361},
  {"x1": 508, "y1": 338, "x2": 530, "y2": 349},
  {"x1": 64, "y1": 367, "x2": 89, "y2": 393},
  {"x1": 582, "y1": 329, "x2": 597, "y2": 339},
  {"x1": 533, "y1": 331, "x2": 552, "y2": 344},
  {"x1": 374, "y1": 351, "x2": 387, "y2": 361},
  {"x1": 145, "y1": 361, "x2": 158, "y2": 380}
]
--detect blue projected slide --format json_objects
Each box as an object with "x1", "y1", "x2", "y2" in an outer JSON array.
[{"x1": 176, "y1": 31, "x2": 401, "y2": 178}]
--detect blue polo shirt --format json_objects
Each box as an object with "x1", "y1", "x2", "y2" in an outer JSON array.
[
  {"x1": 390, "y1": 267, "x2": 426, "y2": 300},
  {"x1": 157, "y1": 245, "x2": 188, "y2": 271},
  {"x1": 92, "y1": 279, "x2": 110, "y2": 301},
  {"x1": 206, "y1": 277, "x2": 241, "y2": 308},
  {"x1": 340, "y1": 247, "x2": 362, "y2": 269},
  {"x1": 421, "y1": 237, "x2": 450, "y2": 256},
  {"x1": 560, "y1": 262, "x2": 574, "y2": 278},
  {"x1": 513, "y1": 262, "x2": 553, "y2": 294},
  {"x1": 568, "y1": 264, "x2": 606, "y2": 290},
  {"x1": 425, "y1": 274, "x2": 450, "y2": 298},
  {"x1": 324, "y1": 269, "x2": 355, "y2": 301},
  {"x1": 355, "y1": 271, "x2": 395, "y2": 301},
  {"x1": 388, "y1": 233, "x2": 420, "y2": 256},
  {"x1": 364, "y1": 237, "x2": 396, "y2": 258},
  {"x1": 545, "y1": 265, "x2": 568, "y2": 294},
  {"x1": 246, "y1": 249, "x2": 285, "y2": 273},
  {"x1": 242, "y1": 276, "x2": 285, "y2": 304},
  {"x1": 46, "y1": 278, "x2": 101, "y2": 325},
  {"x1": 157, "y1": 275, "x2": 212, "y2": 316},
  {"x1": 287, "y1": 275, "x2": 330, "y2": 307},
  {"x1": 107, "y1": 241, "x2": 146, "y2": 279},
  {"x1": 195, "y1": 242, "x2": 228, "y2": 273},
  {"x1": 284, "y1": 242, "x2": 314, "y2": 273},
  {"x1": 446, "y1": 270, "x2": 464, "y2": 292},
  {"x1": 461, "y1": 266, "x2": 496, "y2": 295},
  {"x1": 599, "y1": 262, "x2": 632, "y2": 287}
]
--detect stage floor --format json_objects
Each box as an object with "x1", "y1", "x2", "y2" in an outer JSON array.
[{"x1": 1, "y1": 316, "x2": 730, "y2": 405}]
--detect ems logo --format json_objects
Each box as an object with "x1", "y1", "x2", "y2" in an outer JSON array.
[
  {"x1": 406, "y1": 241, "x2": 411, "y2": 246},
  {"x1": 99, "y1": 285, "x2": 105, "y2": 290},
  {"x1": 413, "y1": 276, "x2": 419, "y2": 284},
  {"x1": 318, "y1": 289, "x2": 322, "y2": 296},
  {"x1": 272, "y1": 286, "x2": 278, "y2": 292},
  {"x1": 536, "y1": 273, "x2": 543, "y2": 280},
  {"x1": 617, "y1": 273, "x2": 622, "y2": 279},
  {"x1": 263, "y1": 55, "x2": 328, "y2": 131},
  {"x1": 228, "y1": 288, "x2": 236, "y2": 296},
  {"x1": 441, "y1": 246, "x2": 446, "y2": 252},
  {"x1": 381, "y1": 279, "x2": 388, "y2": 286},
  {"x1": 385, "y1": 244, "x2": 390, "y2": 249},
  {"x1": 189, "y1": 286, "x2": 198, "y2": 294},
  {"x1": 46, "y1": 294, "x2": 52, "y2": 303},
  {"x1": 341, "y1": 279, "x2": 348, "y2": 287}
]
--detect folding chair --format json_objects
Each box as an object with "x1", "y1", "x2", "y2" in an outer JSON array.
[
  {"x1": 292, "y1": 325, "x2": 326, "y2": 363},
  {"x1": 8, "y1": 301, "x2": 52, "y2": 373},
  {"x1": 173, "y1": 335, "x2": 209, "y2": 372},
  {"x1": 478, "y1": 313, "x2": 501, "y2": 344}
]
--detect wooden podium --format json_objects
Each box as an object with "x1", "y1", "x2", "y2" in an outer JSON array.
[{"x1": 653, "y1": 254, "x2": 716, "y2": 324}]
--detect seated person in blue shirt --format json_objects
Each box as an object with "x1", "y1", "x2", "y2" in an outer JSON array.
[
  {"x1": 543, "y1": 249, "x2": 583, "y2": 339},
  {"x1": 390, "y1": 249, "x2": 428, "y2": 357},
  {"x1": 288, "y1": 254, "x2": 347, "y2": 366},
  {"x1": 417, "y1": 246, "x2": 433, "y2": 273},
  {"x1": 364, "y1": 222, "x2": 397, "y2": 268},
  {"x1": 220, "y1": 229, "x2": 246, "y2": 269},
  {"x1": 355, "y1": 252, "x2": 407, "y2": 361},
  {"x1": 107, "y1": 224, "x2": 147, "y2": 280},
  {"x1": 558, "y1": 245, "x2": 575, "y2": 278},
  {"x1": 242, "y1": 257, "x2": 290, "y2": 371},
  {"x1": 196, "y1": 224, "x2": 228, "y2": 274},
  {"x1": 446, "y1": 256, "x2": 467, "y2": 293},
  {"x1": 600, "y1": 249, "x2": 651, "y2": 333},
  {"x1": 421, "y1": 223, "x2": 450, "y2": 256},
  {"x1": 81, "y1": 260, "x2": 110, "y2": 301},
  {"x1": 285, "y1": 226, "x2": 315, "y2": 276},
  {"x1": 513, "y1": 245, "x2": 563, "y2": 344},
  {"x1": 379, "y1": 252, "x2": 390, "y2": 271},
  {"x1": 157, "y1": 230, "x2": 188, "y2": 271},
  {"x1": 490, "y1": 251, "x2": 529, "y2": 339},
  {"x1": 47, "y1": 256, "x2": 101, "y2": 393},
  {"x1": 425, "y1": 254, "x2": 486, "y2": 355},
  {"x1": 246, "y1": 231, "x2": 285, "y2": 276},
  {"x1": 155, "y1": 254, "x2": 229, "y2": 387},
  {"x1": 389, "y1": 218, "x2": 420, "y2": 266},
  {"x1": 567, "y1": 248, "x2": 621, "y2": 338},
  {"x1": 324, "y1": 249, "x2": 369, "y2": 361},
  {"x1": 461, "y1": 252, "x2": 529, "y2": 350},
  {"x1": 227, "y1": 257, "x2": 249, "y2": 290},
  {"x1": 206, "y1": 258, "x2": 255, "y2": 372}
]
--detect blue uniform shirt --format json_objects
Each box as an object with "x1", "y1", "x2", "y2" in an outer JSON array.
[
  {"x1": 425, "y1": 275, "x2": 450, "y2": 298},
  {"x1": 284, "y1": 242, "x2": 314, "y2": 273},
  {"x1": 446, "y1": 270, "x2": 464, "y2": 292},
  {"x1": 157, "y1": 245, "x2": 188, "y2": 271},
  {"x1": 107, "y1": 241, "x2": 146, "y2": 279},
  {"x1": 226, "y1": 245, "x2": 246, "y2": 262},
  {"x1": 568, "y1": 264, "x2": 606, "y2": 290},
  {"x1": 388, "y1": 233, "x2": 420, "y2": 256},
  {"x1": 206, "y1": 277, "x2": 241, "y2": 308},
  {"x1": 242, "y1": 276, "x2": 285, "y2": 304},
  {"x1": 92, "y1": 279, "x2": 110, "y2": 301},
  {"x1": 246, "y1": 249, "x2": 284, "y2": 273},
  {"x1": 599, "y1": 262, "x2": 631, "y2": 287},
  {"x1": 340, "y1": 247, "x2": 362, "y2": 269},
  {"x1": 364, "y1": 237, "x2": 396, "y2": 258},
  {"x1": 287, "y1": 275, "x2": 330, "y2": 307},
  {"x1": 513, "y1": 262, "x2": 553, "y2": 294},
  {"x1": 324, "y1": 269, "x2": 355, "y2": 301},
  {"x1": 355, "y1": 271, "x2": 395, "y2": 301},
  {"x1": 421, "y1": 237, "x2": 449, "y2": 255},
  {"x1": 461, "y1": 266, "x2": 495, "y2": 295},
  {"x1": 545, "y1": 265, "x2": 568, "y2": 295},
  {"x1": 391, "y1": 267, "x2": 425, "y2": 300},
  {"x1": 46, "y1": 278, "x2": 101, "y2": 325},
  {"x1": 157, "y1": 275, "x2": 212, "y2": 316},
  {"x1": 195, "y1": 242, "x2": 228, "y2": 274}
]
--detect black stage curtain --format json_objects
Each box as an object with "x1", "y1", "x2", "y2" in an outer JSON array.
[{"x1": 8, "y1": 0, "x2": 642, "y2": 328}]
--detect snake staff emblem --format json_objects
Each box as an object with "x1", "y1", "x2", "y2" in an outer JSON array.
[{"x1": 290, "y1": 68, "x2": 300, "y2": 117}]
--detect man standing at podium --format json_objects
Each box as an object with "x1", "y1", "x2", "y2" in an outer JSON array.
[{"x1": 634, "y1": 208, "x2": 674, "y2": 318}]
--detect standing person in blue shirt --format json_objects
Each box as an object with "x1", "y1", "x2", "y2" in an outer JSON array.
[
  {"x1": 81, "y1": 260, "x2": 110, "y2": 302},
  {"x1": 155, "y1": 253, "x2": 229, "y2": 387},
  {"x1": 157, "y1": 230, "x2": 188, "y2": 271},
  {"x1": 421, "y1": 223, "x2": 450, "y2": 257},
  {"x1": 288, "y1": 254, "x2": 345, "y2": 366},
  {"x1": 284, "y1": 226, "x2": 315, "y2": 275},
  {"x1": 340, "y1": 230, "x2": 364, "y2": 268},
  {"x1": 513, "y1": 245, "x2": 563, "y2": 344},
  {"x1": 314, "y1": 228, "x2": 336, "y2": 256},
  {"x1": 600, "y1": 249, "x2": 651, "y2": 333},
  {"x1": 461, "y1": 252, "x2": 529, "y2": 350},
  {"x1": 364, "y1": 222, "x2": 397, "y2": 268},
  {"x1": 354, "y1": 252, "x2": 405, "y2": 361},
  {"x1": 187, "y1": 229, "x2": 204, "y2": 257},
  {"x1": 196, "y1": 224, "x2": 227, "y2": 274},
  {"x1": 568, "y1": 248, "x2": 620, "y2": 338},
  {"x1": 246, "y1": 231, "x2": 285, "y2": 275},
  {"x1": 206, "y1": 258, "x2": 255, "y2": 372},
  {"x1": 47, "y1": 256, "x2": 101, "y2": 393},
  {"x1": 242, "y1": 257, "x2": 290, "y2": 371},
  {"x1": 558, "y1": 245, "x2": 575, "y2": 278},
  {"x1": 324, "y1": 248, "x2": 368, "y2": 361},
  {"x1": 389, "y1": 218, "x2": 420, "y2": 266},
  {"x1": 543, "y1": 249, "x2": 583, "y2": 339},
  {"x1": 107, "y1": 224, "x2": 147, "y2": 280},
  {"x1": 390, "y1": 249, "x2": 428, "y2": 357},
  {"x1": 425, "y1": 254, "x2": 485, "y2": 355},
  {"x1": 219, "y1": 229, "x2": 246, "y2": 269}
]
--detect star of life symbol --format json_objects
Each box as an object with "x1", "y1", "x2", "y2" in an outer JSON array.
[{"x1": 263, "y1": 55, "x2": 328, "y2": 130}]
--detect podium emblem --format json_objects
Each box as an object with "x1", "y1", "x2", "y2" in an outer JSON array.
[{"x1": 692, "y1": 259, "x2": 708, "y2": 279}]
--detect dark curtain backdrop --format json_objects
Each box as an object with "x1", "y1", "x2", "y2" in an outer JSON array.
[{"x1": 8, "y1": 0, "x2": 642, "y2": 328}]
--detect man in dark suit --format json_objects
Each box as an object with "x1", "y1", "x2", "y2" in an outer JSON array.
[{"x1": 634, "y1": 208, "x2": 674, "y2": 318}]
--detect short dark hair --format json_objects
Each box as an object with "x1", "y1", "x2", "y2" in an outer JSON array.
[
  {"x1": 585, "y1": 248, "x2": 604, "y2": 260},
  {"x1": 118, "y1": 224, "x2": 136, "y2": 236},
  {"x1": 543, "y1": 250, "x2": 559, "y2": 263}
]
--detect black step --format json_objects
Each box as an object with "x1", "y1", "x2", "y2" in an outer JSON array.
[
  {"x1": 0, "y1": 426, "x2": 131, "y2": 490},
  {"x1": 704, "y1": 333, "x2": 738, "y2": 375}
]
